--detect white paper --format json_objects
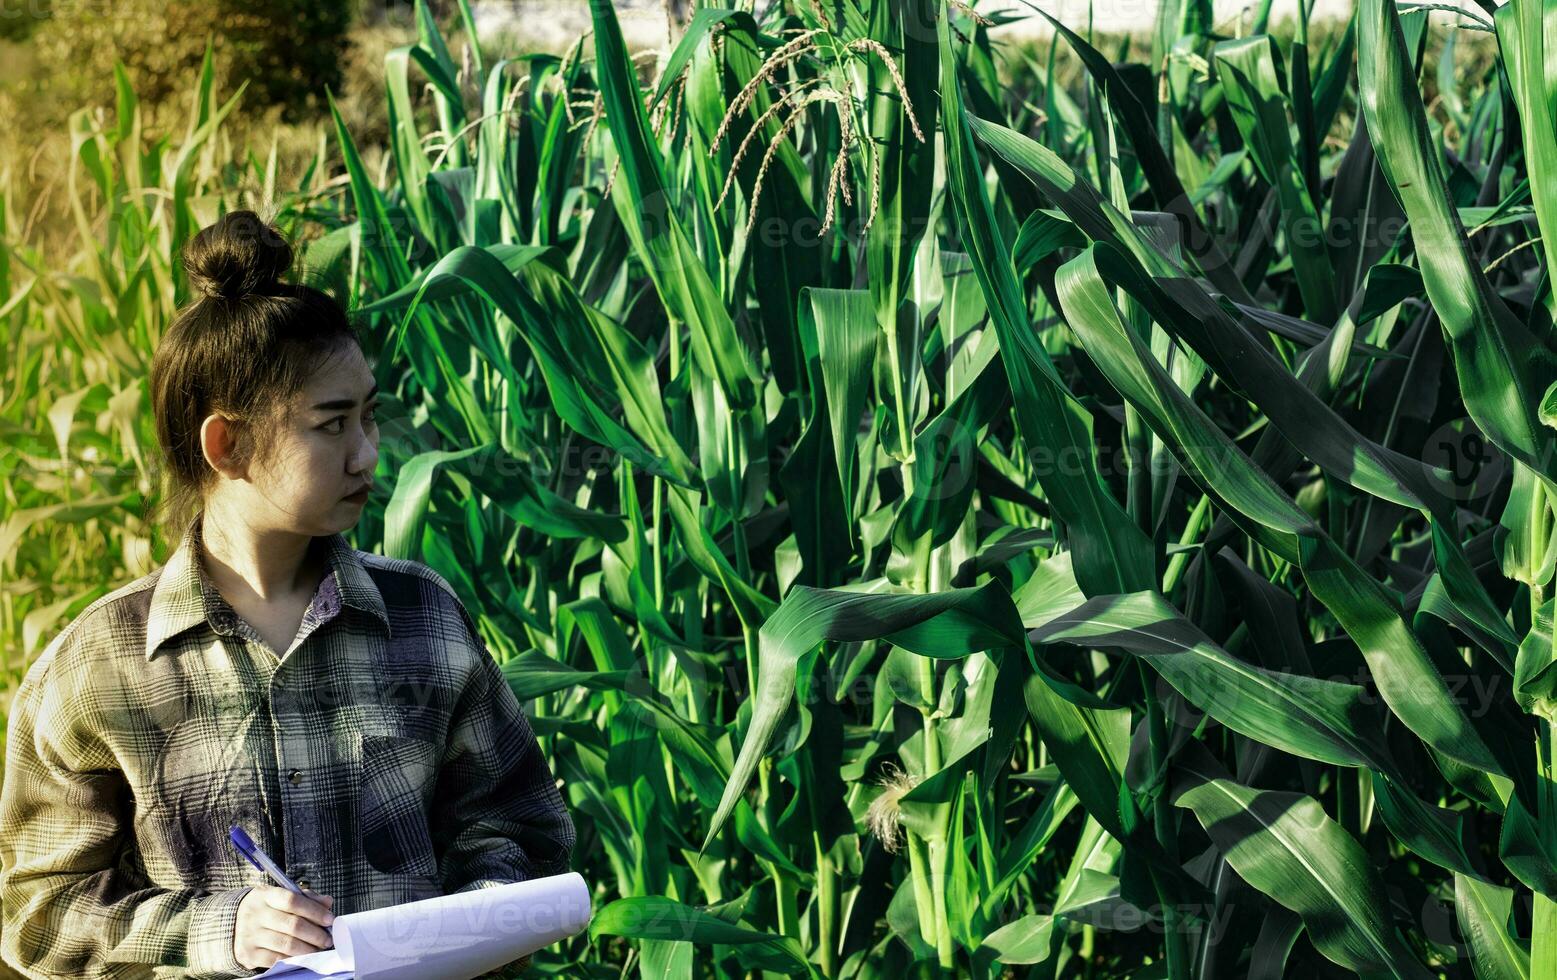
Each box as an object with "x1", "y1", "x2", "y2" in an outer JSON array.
[
  {"x1": 254, "y1": 872, "x2": 591, "y2": 979},
  {"x1": 251, "y1": 946, "x2": 351, "y2": 979}
]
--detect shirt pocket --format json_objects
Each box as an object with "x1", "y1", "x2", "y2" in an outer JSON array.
[{"x1": 358, "y1": 732, "x2": 441, "y2": 879}]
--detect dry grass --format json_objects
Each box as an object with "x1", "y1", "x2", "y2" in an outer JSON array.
[
  {"x1": 0, "y1": 17, "x2": 416, "y2": 265},
  {"x1": 0, "y1": 7, "x2": 695, "y2": 267}
]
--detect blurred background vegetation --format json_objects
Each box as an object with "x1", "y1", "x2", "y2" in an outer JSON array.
[{"x1": 0, "y1": 0, "x2": 415, "y2": 264}]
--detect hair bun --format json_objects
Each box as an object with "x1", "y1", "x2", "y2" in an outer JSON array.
[{"x1": 183, "y1": 210, "x2": 293, "y2": 302}]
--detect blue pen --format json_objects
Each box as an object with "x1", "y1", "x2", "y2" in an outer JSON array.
[{"x1": 229, "y1": 825, "x2": 333, "y2": 938}]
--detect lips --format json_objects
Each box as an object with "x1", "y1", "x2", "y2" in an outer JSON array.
[{"x1": 344, "y1": 484, "x2": 372, "y2": 499}]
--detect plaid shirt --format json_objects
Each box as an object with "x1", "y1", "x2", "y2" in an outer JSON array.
[{"x1": 0, "y1": 511, "x2": 575, "y2": 979}]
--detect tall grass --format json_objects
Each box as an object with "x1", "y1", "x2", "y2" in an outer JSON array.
[{"x1": 3, "y1": 0, "x2": 1553, "y2": 977}]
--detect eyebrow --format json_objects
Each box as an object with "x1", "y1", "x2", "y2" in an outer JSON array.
[{"x1": 312, "y1": 382, "x2": 380, "y2": 411}]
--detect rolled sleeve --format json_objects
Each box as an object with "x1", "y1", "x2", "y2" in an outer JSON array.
[
  {"x1": 430, "y1": 597, "x2": 576, "y2": 894},
  {"x1": 0, "y1": 657, "x2": 250, "y2": 980},
  {"x1": 187, "y1": 884, "x2": 255, "y2": 977}
]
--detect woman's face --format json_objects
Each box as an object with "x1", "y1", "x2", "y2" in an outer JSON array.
[{"x1": 206, "y1": 343, "x2": 381, "y2": 538}]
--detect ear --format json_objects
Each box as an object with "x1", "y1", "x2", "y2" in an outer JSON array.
[{"x1": 199, "y1": 413, "x2": 244, "y2": 478}]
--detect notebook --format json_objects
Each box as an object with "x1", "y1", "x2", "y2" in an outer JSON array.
[{"x1": 253, "y1": 872, "x2": 591, "y2": 979}]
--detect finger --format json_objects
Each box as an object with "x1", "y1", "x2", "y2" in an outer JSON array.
[
  {"x1": 260, "y1": 907, "x2": 335, "y2": 944},
  {"x1": 238, "y1": 946, "x2": 284, "y2": 970},
  {"x1": 261, "y1": 884, "x2": 305, "y2": 910},
  {"x1": 302, "y1": 888, "x2": 335, "y2": 910},
  {"x1": 262, "y1": 885, "x2": 330, "y2": 908},
  {"x1": 285, "y1": 917, "x2": 335, "y2": 951},
  {"x1": 255, "y1": 925, "x2": 331, "y2": 958},
  {"x1": 279, "y1": 889, "x2": 337, "y2": 928}
]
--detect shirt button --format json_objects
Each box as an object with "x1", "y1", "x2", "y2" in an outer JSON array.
[
  {"x1": 298, "y1": 878, "x2": 310, "y2": 890},
  {"x1": 288, "y1": 768, "x2": 303, "y2": 785}
]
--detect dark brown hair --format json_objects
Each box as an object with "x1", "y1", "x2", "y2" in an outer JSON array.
[{"x1": 147, "y1": 210, "x2": 362, "y2": 543}]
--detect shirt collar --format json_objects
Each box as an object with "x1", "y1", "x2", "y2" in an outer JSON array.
[{"x1": 144, "y1": 511, "x2": 391, "y2": 661}]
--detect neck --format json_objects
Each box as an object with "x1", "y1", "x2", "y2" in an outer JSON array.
[{"x1": 196, "y1": 504, "x2": 326, "y2": 604}]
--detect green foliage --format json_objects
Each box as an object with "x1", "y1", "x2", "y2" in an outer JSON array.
[
  {"x1": 4, "y1": 0, "x2": 1553, "y2": 977},
  {"x1": 0, "y1": 38, "x2": 331, "y2": 703}
]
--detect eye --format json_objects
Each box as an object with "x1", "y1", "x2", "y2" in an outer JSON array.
[{"x1": 321, "y1": 404, "x2": 379, "y2": 434}]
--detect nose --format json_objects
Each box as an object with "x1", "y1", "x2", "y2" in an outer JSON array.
[{"x1": 351, "y1": 428, "x2": 379, "y2": 477}]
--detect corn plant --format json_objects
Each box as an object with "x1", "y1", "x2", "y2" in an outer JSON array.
[
  {"x1": 6, "y1": 0, "x2": 1557, "y2": 976},
  {"x1": 0, "y1": 42, "x2": 285, "y2": 708}
]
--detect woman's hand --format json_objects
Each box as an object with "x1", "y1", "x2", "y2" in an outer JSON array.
[{"x1": 233, "y1": 885, "x2": 336, "y2": 969}]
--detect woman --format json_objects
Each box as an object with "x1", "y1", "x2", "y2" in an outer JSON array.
[{"x1": 0, "y1": 211, "x2": 575, "y2": 978}]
